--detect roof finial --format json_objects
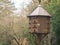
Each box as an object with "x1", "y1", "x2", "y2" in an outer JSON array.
[{"x1": 38, "y1": 0, "x2": 41, "y2": 4}]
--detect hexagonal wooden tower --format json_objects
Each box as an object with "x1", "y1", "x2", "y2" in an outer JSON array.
[{"x1": 27, "y1": 5, "x2": 51, "y2": 34}]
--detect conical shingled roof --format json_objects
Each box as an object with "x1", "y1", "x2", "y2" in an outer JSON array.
[{"x1": 28, "y1": 5, "x2": 51, "y2": 17}]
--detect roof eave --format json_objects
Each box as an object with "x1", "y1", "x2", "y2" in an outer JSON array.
[{"x1": 27, "y1": 15, "x2": 51, "y2": 18}]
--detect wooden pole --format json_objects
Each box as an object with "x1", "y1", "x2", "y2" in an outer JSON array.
[{"x1": 34, "y1": 34, "x2": 42, "y2": 45}]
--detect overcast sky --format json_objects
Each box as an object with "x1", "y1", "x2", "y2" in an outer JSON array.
[
  {"x1": 10, "y1": 0, "x2": 32, "y2": 14},
  {"x1": 11, "y1": 0, "x2": 32, "y2": 9}
]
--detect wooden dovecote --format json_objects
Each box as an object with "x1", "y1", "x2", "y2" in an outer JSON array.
[{"x1": 27, "y1": 5, "x2": 51, "y2": 34}]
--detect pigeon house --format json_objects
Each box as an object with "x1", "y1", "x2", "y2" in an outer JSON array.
[{"x1": 27, "y1": 5, "x2": 51, "y2": 34}]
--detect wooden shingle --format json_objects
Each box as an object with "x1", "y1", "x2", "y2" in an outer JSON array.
[{"x1": 28, "y1": 5, "x2": 51, "y2": 17}]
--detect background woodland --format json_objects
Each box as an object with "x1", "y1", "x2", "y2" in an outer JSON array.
[{"x1": 0, "y1": 0, "x2": 60, "y2": 45}]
